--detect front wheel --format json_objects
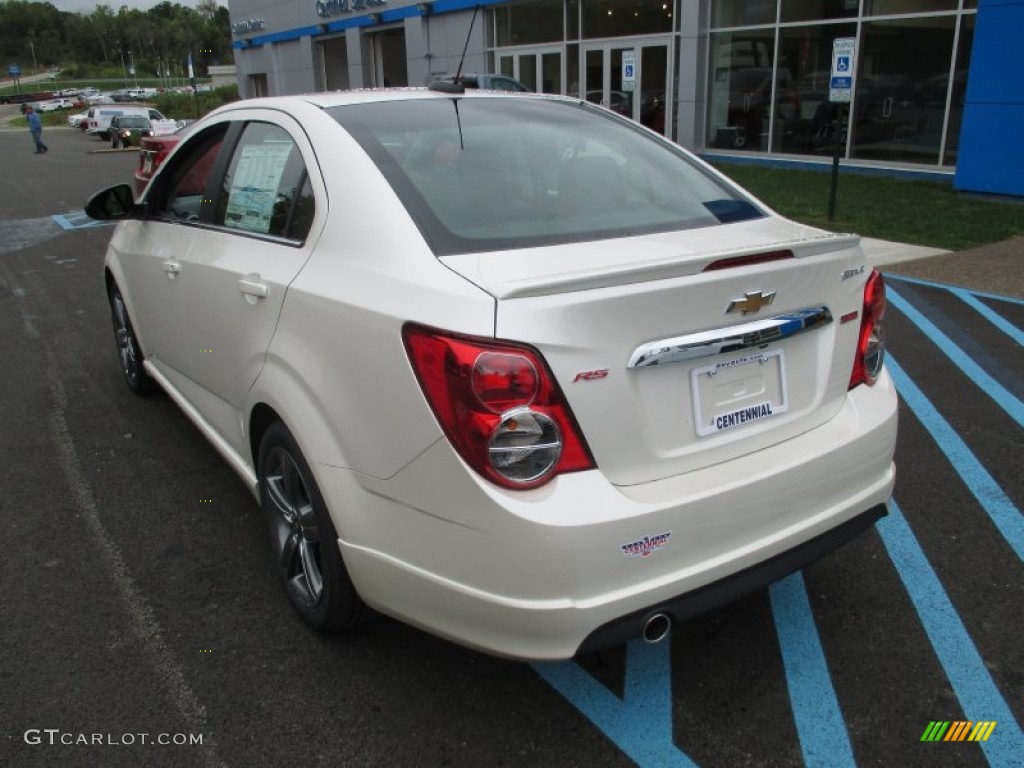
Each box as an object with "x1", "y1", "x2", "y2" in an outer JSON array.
[
  {"x1": 108, "y1": 284, "x2": 157, "y2": 395},
  {"x1": 259, "y1": 421, "x2": 367, "y2": 633},
  {"x1": 111, "y1": 135, "x2": 119, "y2": 149}
]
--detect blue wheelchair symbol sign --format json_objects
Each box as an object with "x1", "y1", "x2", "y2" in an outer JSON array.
[
  {"x1": 836, "y1": 56, "x2": 850, "y2": 73},
  {"x1": 624, "y1": 64, "x2": 634, "y2": 78}
]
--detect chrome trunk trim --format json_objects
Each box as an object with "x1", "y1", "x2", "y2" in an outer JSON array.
[{"x1": 627, "y1": 306, "x2": 833, "y2": 368}]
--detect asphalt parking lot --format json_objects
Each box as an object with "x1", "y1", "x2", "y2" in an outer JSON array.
[{"x1": 0, "y1": 126, "x2": 1020, "y2": 768}]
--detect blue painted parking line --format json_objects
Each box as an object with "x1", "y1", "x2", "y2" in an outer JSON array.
[
  {"x1": 885, "y1": 274, "x2": 1024, "y2": 307},
  {"x1": 770, "y1": 572, "x2": 856, "y2": 768},
  {"x1": 878, "y1": 500, "x2": 1024, "y2": 765},
  {"x1": 52, "y1": 211, "x2": 112, "y2": 231},
  {"x1": 533, "y1": 640, "x2": 695, "y2": 767},
  {"x1": 952, "y1": 289, "x2": 1024, "y2": 346},
  {"x1": 888, "y1": 286, "x2": 1024, "y2": 428},
  {"x1": 533, "y1": 285, "x2": 1020, "y2": 768},
  {"x1": 887, "y1": 355, "x2": 1024, "y2": 561},
  {"x1": 886, "y1": 275, "x2": 1024, "y2": 344}
]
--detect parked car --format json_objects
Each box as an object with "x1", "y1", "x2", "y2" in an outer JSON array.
[
  {"x1": 110, "y1": 115, "x2": 154, "y2": 148},
  {"x1": 38, "y1": 98, "x2": 74, "y2": 112},
  {"x1": 86, "y1": 90, "x2": 896, "y2": 661},
  {"x1": 432, "y1": 73, "x2": 530, "y2": 92},
  {"x1": 86, "y1": 105, "x2": 168, "y2": 141},
  {"x1": 133, "y1": 122, "x2": 196, "y2": 196},
  {"x1": 67, "y1": 111, "x2": 89, "y2": 128}
]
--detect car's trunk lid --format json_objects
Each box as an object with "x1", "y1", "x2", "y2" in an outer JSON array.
[{"x1": 440, "y1": 220, "x2": 872, "y2": 486}]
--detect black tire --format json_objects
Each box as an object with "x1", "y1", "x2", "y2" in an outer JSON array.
[
  {"x1": 258, "y1": 421, "x2": 366, "y2": 633},
  {"x1": 108, "y1": 284, "x2": 157, "y2": 395},
  {"x1": 111, "y1": 135, "x2": 120, "y2": 149}
]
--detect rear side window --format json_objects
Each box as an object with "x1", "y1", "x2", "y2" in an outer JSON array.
[
  {"x1": 214, "y1": 122, "x2": 314, "y2": 242},
  {"x1": 330, "y1": 98, "x2": 762, "y2": 256}
]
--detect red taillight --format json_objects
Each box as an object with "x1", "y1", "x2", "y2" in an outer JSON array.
[
  {"x1": 403, "y1": 324, "x2": 595, "y2": 489},
  {"x1": 849, "y1": 269, "x2": 886, "y2": 389}
]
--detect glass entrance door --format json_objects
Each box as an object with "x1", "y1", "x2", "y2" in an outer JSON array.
[
  {"x1": 497, "y1": 47, "x2": 562, "y2": 93},
  {"x1": 582, "y1": 41, "x2": 671, "y2": 136}
]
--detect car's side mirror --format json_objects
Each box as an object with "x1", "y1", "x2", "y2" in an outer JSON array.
[{"x1": 85, "y1": 183, "x2": 145, "y2": 221}]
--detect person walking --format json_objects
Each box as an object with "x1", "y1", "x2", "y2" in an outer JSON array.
[{"x1": 25, "y1": 106, "x2": 48, "y2": 154}]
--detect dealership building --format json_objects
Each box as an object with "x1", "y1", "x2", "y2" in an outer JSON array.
[{"x1": 228, "y1": 0, "x2": 1023, "y2": 197}]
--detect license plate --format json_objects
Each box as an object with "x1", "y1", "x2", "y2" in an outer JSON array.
[
  {"x1": 691, "y1": 350, "x2": 788, "y2": 437},
  {"x1": 142, "y1": 154, "x2": 153, "y2": 176}
]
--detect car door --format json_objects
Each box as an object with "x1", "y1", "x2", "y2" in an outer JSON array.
[
  {"x1": 113, "y1": 121, "x2": 231, "y2": 386},
  {"x1": 163, "y1": 114, "x2": 325, "y2": 459}
]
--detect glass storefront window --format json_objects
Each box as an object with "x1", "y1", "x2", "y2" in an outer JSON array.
[
  {"x1": 780, "y1": 0, "x2": 857, "y2": 23},
  {"x1": 771, "y1": 23, "x2": 856, "y2": 154},
  {"x1": 851, "y1": 17, "x2": 956, "y2": 164},
  {"x1": 707, "y1": 30, "x2": 776, "y2": 151},
  {"x1": 495, "y1": 0, "x2": 564, "y2": 47},
  {"x1": 864, "y1": 0, "x2": 957, "y2": 14},
  {"x1": 568, "y1": 0, "x2": 580, "y2": 40},
  {"x1": 712, "y1": 0, "x2": 777, "y2": 28},
  {"x1": 566, "y1": 43, "x2": 580, "y2": 97},
  {"x1": 943, "y1": 14, "x2": 974, "y2": 166},
  {"x1": 542, "y1": 51, "x2": 562, "y2": 93},
  {"x1": 582, "y1": 0, "x2": 673, "y2": 39}
]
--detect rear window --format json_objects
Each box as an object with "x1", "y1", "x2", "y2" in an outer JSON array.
[{"x1": 329, "y1": 97, "x2": 762, "y2": 256}]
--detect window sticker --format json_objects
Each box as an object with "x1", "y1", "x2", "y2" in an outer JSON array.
[{"x1": 224, "y1": 142, "x2": 293, "y2": 234}]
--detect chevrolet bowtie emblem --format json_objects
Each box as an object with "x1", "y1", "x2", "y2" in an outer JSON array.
[{"x1": 727, "y1": 290, "x2": 776, "y2": 315}]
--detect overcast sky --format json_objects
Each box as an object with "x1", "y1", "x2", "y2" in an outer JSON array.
[{"x1": 50, "y1": 0, "x2": 225, "y2": 14}]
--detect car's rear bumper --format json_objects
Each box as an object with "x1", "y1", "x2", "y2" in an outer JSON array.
[{"x1": 323, "y1": 370, "x2": 897, "y2": 660}]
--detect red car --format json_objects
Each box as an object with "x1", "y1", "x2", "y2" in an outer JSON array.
[{"x1": 133, "y1": 123, "x2": 195, "y2": 196}]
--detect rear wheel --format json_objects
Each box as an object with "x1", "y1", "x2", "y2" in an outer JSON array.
[
  {"x1": 258, "y1": 421, "x2": 366, "y2": 633},
  {"x1": 107, "y1": 284, "x2": 157, "y2": 395}
]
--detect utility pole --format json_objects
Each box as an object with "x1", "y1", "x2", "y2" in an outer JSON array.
[{"x1": 29, "y1": 40, "x2": 38, "y2": 73}]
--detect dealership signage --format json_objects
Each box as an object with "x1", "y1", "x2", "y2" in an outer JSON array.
[
  {"x1": 829, "y1": 37, "x2": 856, "y2": 103},
  {"x1": 232, "y1": 18, "x2": 266, "y2": 34},
  {"x1": 316, "y1": 0, "x2": 386, "y2": 18}
]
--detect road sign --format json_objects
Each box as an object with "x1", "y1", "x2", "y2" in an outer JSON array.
[
  {"x1": 829, "y1": 37, "x2": 856, "y2": 103},
  {"x1": 622, "y1": 50, "x2": 636, "y2": 92},
  {"x1": 8, "y1": 64, "x2": 20, "y2": 77}
]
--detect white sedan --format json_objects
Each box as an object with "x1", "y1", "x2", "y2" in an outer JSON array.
[{"x1": 86, "y1": 90, "x2": 896, "y2": 660}]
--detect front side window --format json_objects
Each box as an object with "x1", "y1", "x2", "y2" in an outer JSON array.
[
  {"x1": 331, "y1": 97, "x2": 762, "y2": 256},
  {"x1": 214, "y1": 122, "x2": 314, "y2": 242},
  {"x1": 151, "y1": 124, "x2": 228, "y2": 222}
]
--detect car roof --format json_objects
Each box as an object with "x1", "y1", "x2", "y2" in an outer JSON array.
[{"x1": 212, "y1": 88, "x2": 569, "y2": 115}]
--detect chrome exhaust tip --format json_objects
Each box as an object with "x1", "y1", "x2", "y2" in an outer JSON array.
[{"x1": 641, "y1": 613, "x2": 671, "y2": 644}]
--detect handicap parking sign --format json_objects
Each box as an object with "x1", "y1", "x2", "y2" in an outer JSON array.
[
  {"x1": 829, "y1": 37, "x2": 856, "y2": 103},
  {"x1": 621, "y1": 50, "x2": 636, "y2": 91}
]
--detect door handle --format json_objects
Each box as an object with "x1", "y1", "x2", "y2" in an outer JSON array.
[
  {"x1": 238, "y1": 277, "x2": 268, "y2": 298},
  {"x1": 162, "y1": 260, "x2": 180, "y2": 279}
]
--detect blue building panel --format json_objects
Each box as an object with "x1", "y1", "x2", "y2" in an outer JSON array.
[{"x1": 954, "y1": 0, "x2": 1024, "y2": 196}]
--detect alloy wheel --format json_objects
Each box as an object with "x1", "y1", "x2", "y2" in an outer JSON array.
[{"x1": 264, "y1": 447, "x2": 323, "y2": 608}]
